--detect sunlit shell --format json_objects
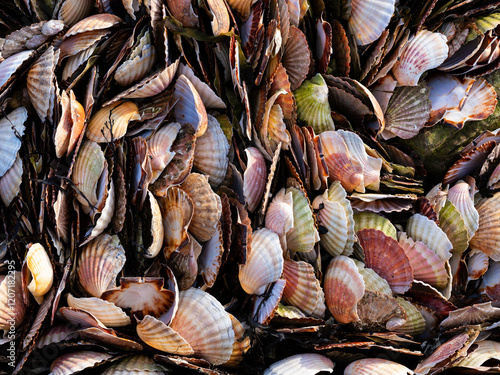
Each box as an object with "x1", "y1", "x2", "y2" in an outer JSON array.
[
  {"x1": 294, "y1": 74, "x2": 334, "y2": 134},
  {"x1": 102, "y1": 277, "x2": 175, "y2": 318},
  {"x1": 58, "y1": 0, "x2": 94, "y2": 27},
  {"x1": 354, "y1": 212, "x2": 397, "y2": 240},
  {"x1": 243, "y1": 147, "x2": 267, "y2": 213},
  {"x1": 0, "y1": 154, "x2": 23, "y2": 206},
  {"x1": 0, "y1": 50, "x2": 34, "y2": 91},
  {"x1": 143, "y1": 191, "x2": 164, "y2": 258},
  {"x1": 101, "y1": 355, "x2": 170, "y2": 374},
  {"x1": 348, "y1": 0, "x2": 395, "y2": 46},
  {"x1": 282, "y1": 259, "x2": 326, "y2": 318},
  {"x1": 115, "y1": 28, "x2": 156, "y2": 87},
  {"x1": 283, "y1": 26, "x2": 312, "y2": 91},
  {"x1": 447, "y1": 180, "x2": 479, "y2": 239},
  {"x1": 399, "y1": 233, "x2": 449, "y2": 289},
  {"x1": 169, "y1": 288, "x2": 235, "y2": 365},
  {"x1": 319, "y1": 131, "x2": 363, "y2": 192},
  {"x1": 0, "y1": 272, "x2": 27, "y2": 331},
  {"x1": 285, "y1": 187, "x2": 319, "y2": 253},
  {"x1": 345, "y1": 358, "x2": 413, "y2": 375},
  {"x1": 66, "y1": 294, "x2": 131, "y2": 327},
  {"x1": 265, "y1": 188, "x2": 294, "y2": 238},
  {"x1": 455, "y1": 340, "x2": 500, "y2": 367},
  {"x1": 225, "y1": 314, "x2": 251, "y2": 367},
  {"x1": 263, "y1": 353, "x2": 334, "y2": 375},
  {"x1": 193, "y1": 115, "x2": 230, "y2": 187},
  {"x1": 27, "y1": 46, "x2": 59, "y2": 123},
  {"x1": 393, "y1": 30, "x2": 449, "y2": 86},
  {"x1": 239, "y1": 228, "x2": 283, "y2": 295},
  {"x1": 470, "y1": 193, "x2": 500, "y2": 261},
  {"x1": 227, "y1": 0, "x2": 254, "y2": 20},
  {"x1": 312, "y1": 191, "x2": 348, "y2": 257},
  {"x1": 50, "y1": 351, "x2": 113, "y2": 375},
  {"x1": 324, "y1": 256, "x2": 365, "y2": 324},
  {"x1": 358, "y1": 229, "x2": 413, "y2": 294},
  {"x1": 353, "y1": 259, "x2": 392, "y2": 295},
  {"x1": 157, "y1": 186, "x2": 193, "y2": 259},
  {"x1": 71, "y1": 140, "x2": 106, "y2": 213},
  {"x1": 440, "y1": 302, "x2": 500, "y2": 329},
  {"x1": 390, "y1": 297, "x2": 425, "y2": 335},
  {"x1": 177, "y1": 64, "x2": 226, "y2": 109},
  {"x1": 86, "y1": 101, "x2": 140, "y2": 143},
  {"x1": 26, "y1": 243, "x2": 53, "y2": 304},
  {"x1": 180, "y1": 173, "x2": 221, "y2": 242},
  {"x1": 77, "y1": 234, "x2": 126, "y2": 298},
  {"x1": 480, "y1": 260, "x2": 500, "y2": 300},
  {"x1": 174, "y1": 74, "x2": 208, "y2": 137},
  {"x1": 64, "y1": 14, "x2": 123, "y2": 38},
  {"x1": 327, "y1": 181, "x2": 356, "y2": 254},
  {"x1": 136, "y1": 315, "x2": 194, "y2": 355},
  {"x1": 406, "y1": 213, "x2": 453, "y2": 261},
  {"x1": 54, "y1": 90, "x2": 86, "y2": 158},
  {"x1": 59, "y1": 29, "x2": 110, "y2": 58},
  {"x1": 467, "y1": 250, "x2": 489, "y2": 282},
  {"x1": 147, "y1": 122, "x2": 181, "y2": 183}
]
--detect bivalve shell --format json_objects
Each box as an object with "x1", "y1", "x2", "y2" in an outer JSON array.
[
  {"x1": 0, "y1": 155, "x2": 23, "y2": 206},
  {"x1": 148, "y1": 122, "x2": 182, "y2": 183},
  {"x1": 174, "y1": 74, "x2": 208, "y2": 137},
  {"x1": 348, "y1": 0, "x2": 395, "y2": 46},
  {"x1": 50, "y1": 351, "x2": 114, "y2": 375},
  {"x1": 406, "y1": 214, "x2": 452, "y2": 261},
  {"x1": 469, "y1": 193, "x2": 500, "y2": 261},
  {"x1": 285, "y1": 187, "x2": 319, "y2": 253},
  {"x1": 345, "y1": 358, "x2": 413, "y2": 375},
  {"x1": 26, "y1": 243, "x2": 53, "y2": 304},
  {"x1": 263, "y1": 353, "x2": 334, "y2": 375},
  {"x1": 101, "y1": 355, "x2": 170, "y2": 374},
  {"x1": 66, "y1": 294, "x2": 131, "y2": 327},
  {"x1": 0, "y1": 107, "x2": 27, "y2": 177},
  {"x1": 243, "y1": 147, "x2": 267, "y2": 213},
  {"x1": 86, "y1": 101, "x2": 140, "y2": 143}
]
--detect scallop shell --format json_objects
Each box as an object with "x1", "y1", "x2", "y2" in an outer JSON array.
[
  {"x1": 66, "y1": 294, "x2": 131, "y2": 327},
  {"x1": 0, "y1": 272, "x2": 27, "y2": 331},
  {"x1": 455, "y1": 340, "x2": 500, "y2": 367},
  {"x1": 399, "y1": 233, "x2": 449, "y2": 289},
  {"x1": 101, "y1": 355, "x2": 170, "y2": 374},
  {"x1": 148, "y1": 122, "x2": 182, "y2": 183},
  {"x1": 225, "y1": 314, "x2": 251, "y2": 367},
  {"x1": 193, "y1": 115, "x2": 230, "y2": 187},
  {"x1": 438, "y1": 200, "x2": 469, "y2": 254},
  {"x1": 283, "y1": 26, "x2": 312, "y2": 91},
  {"x1": 144, "y1": 191, "x2": 164, "y2": 258},
  {"x1": 265, "y1": 188, "x2": 294, "y2": 238},
  {"x1": 392, "y1": 30, "x2": 449, "y2": 86},
  {"x1": 391, "y1": 297, "x2": 426, "y2": 336},
  {"x1": 157, "y1": 186, "x2": 193, "y2": 259},
  {"x1": 353, "y1": 212, "x2": 397, "y2": 240},
  {"x1": 165, "y1": 0, "x2": 199, "y2": 27},
  {"x1": 239, "y1": 228, "x2": 283, "y2": 295},
  {"x1": 59, "y1": 29, "x2": 110, "y2": 58},
  {"x1": 479, "y1": 260, "x2": 500, "y2": 300},
  {"x1": 102, "y1": 278, "x2": 175, "y2": 318},
  {"x1": 467, "y1": 250, "x2": 489, "y2": 282},
  {"x1": 324, "y1": 255, "x2": 365, "y2": 324},
  {"x1": 263, "y1": 354, "x2": 334, "y2": 375},
  {"x1": 62, "y1": 41, "x2": 98, "y2": 82},
  {"x1": 282, "y1": 259, "x2": 326, "y2": 318},
  {"x1": 348, "y1": 0, "x2": 395, "y2": 46},
  {"x1": 27, "y1": 46, "x2": 59, "y2": 123},
  {"x1": 26, "y1": 243, "x2": 53, "y2": 304},
  {"x1": 440, "y1": 302, "x2": 500, "y2": 330},
  {"x1": 64, "y1": 14, "x2": 123, "y2": 38},
  {"x1": 115, "y1": 28, "x2": 156, "y2": 87},
  {"x1": 77, "y1": 233, "x2": 126, "y2": 298},
  {"x1": 294, "y1": 74, "x2": 334, "y2": 134},
  {"x1": 312, "y1": 192, "x2": 348, "y2": 257},
  {"x1": 345, "y1": 358, "x2": 413, "y2": 375},
  {"x1": 54, "y1": 90, "x2": 86, "y2": 158},
  {"x1": 86, "y1": 101, "x2": 140, "y2": 143},
  {"x1": 406, "y1": 213, "x2": 453, "y2": 261},
  {"x1": 169, "y1": 288, "x2": 235, "y2": 365},
  {"x1": 285, "y1": 187, "x2": 319, "y2": 253},
  {"x1": 327, "y1": 181, "x2": 356, "y2": 254},
  {"x1": 174, "y1": 74, "x2": 208, "y2": 137},
  {"x1": 447, "y1": 180, "x2": 479, "y2": 239},
  {"x1": 0, "y1": 50, "x2": 34, "y2": 91},
  {"x1": 199, "y1": 222, "x2": 224, "y2": 288},
  {"x1": 226, "y1": 0, "x2": 253, "y2": 20},
  {"x1": 180, "y1": 173, "x2": 222, "y2": 242},
  {"x1": 177, "y1": 63, "x2": 226, "y2": 109},
  {"x1": 469, "y1": 194, "x2": 500, "y2": 261},
  {"x1": 243, "y1": 147, "x2": 267, "y2": 213},
  {"x1": 0, "y1": 154, "x2": 23, "y2": 206},
  {"x1": 136, "y1": 315, "x2": 194, "y2": 355},
  {"x1": 58, "y1": 0, "x2": 94, "y2": 27},
  {"x1": 50, "y1": 351, "x2": 114, "y2": 375},
  {"x1": 252, "y1": 279, "x2": 286, "y2": 325},
  {"x1": 319, "y1": 131, "x2": 364, "y2": 192},
  {"x1": 353, "y1": 259, "x2": 392, "y2": 295},
  {"x1": 358, "y1": 229, "x2": 413, "y2": 294},
  {"x1": 72, "y1": 140, "x2": 106, "y2": 213}
]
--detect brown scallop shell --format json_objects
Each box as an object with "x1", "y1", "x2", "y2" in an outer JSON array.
[
  {"x1": 283, "y1": 26, "x2": 312, "y2": 91},
  {"x1": 77, "y1": 233, "x2": 126, "y2": 298},
  {"x1": 55, "y1": 90, "x2": 85, "y2": 158},
  {"x1": 64, "y1": 14, "x2": 123, "y2": 38},
  {"x1": 324, "y1": 255, "x2": 365, "y2": 324},
  {"x1": 148, "y1": 122, "x2": 182, "y2": 183},
  {"x1": 180, "y1": 173, "x2": 222, "y2": 242},
  {"x1": 357, "y1": 229, "x2": 413, "y2": 294},
  {"x1": 86, "y1": 101, "x2": 140, "y2": 143},
  {"x1": 25, "y1": 243, "x2": 53, "y2": 304},
  {"x1": 66, "y1": 294, "x2": 131, "y2": 327},
  {"x1": 169, "y1": 288, "x2": 235, "y2": 365},
  {"x1": 50, "y1": 351, "x2": 114, "y2": 375},
  {"x1": 58, "y1": 0, "x2": 94, "y2": 27},
  {"x1": 282, "y1": 259, "x2": 326, "y2": 318}
]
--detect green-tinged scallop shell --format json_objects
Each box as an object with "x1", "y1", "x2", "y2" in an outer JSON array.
[
  {"x1": 438, "y1": 200, "x2": 469, "y2": 253},
  {"x1": 312, "y1": 191, "x2": 348, "y2": 257},
  {"x1": 285, "y1": 187, "x2": 319, "y2": 253},
  {"x1": 353, "y1": 259, "x2": 392, "y2": 295},
  {"x1": 294, "y1": 74, "x2": 334, "y2": 134},
  {"x1": 327, "y1": 181, "x2": 356, "y2": 254},
  {"x1": 390, "y1": 297, "x2": 426, "y2": 336},
  {"x1": 353, "y1": 212, "x2": 397, "y2": 240},
  {"x1": 407, "y1": 213, "x2": 452, "y2": 261},
  {"x1": 447, "y1": 180, "x2": 479, "y2": 239}
]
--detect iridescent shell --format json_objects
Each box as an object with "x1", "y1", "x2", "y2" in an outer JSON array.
[
  {"x1": 393, "y1": 30, "x2": 449, "y2": 86},
  {"x1": 324, "y1": 256, "x2": 365, "y2": 324},
  {"x1": 285, "y1": 187, "x2": 319, "y2": 253},
  {"x1": 348, "y1": 0, "x2": 395, "y2": 46},
  {"x1": 174, "y1": 74, "x2": 208, "y2": 137},
  {"x1": 169, "y1": 288, "x2": 235, "y2": 365},
  {"x1": 282, "y1": 259, "x2": 326, "y2": 318},
  {"x1": 239, "y1": 228, "x2": 283, "y2": 295}
]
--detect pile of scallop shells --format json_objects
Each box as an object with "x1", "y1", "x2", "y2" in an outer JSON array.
[{"x1": 3, "y1": 0, "x2": 500, "y2": 374}]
